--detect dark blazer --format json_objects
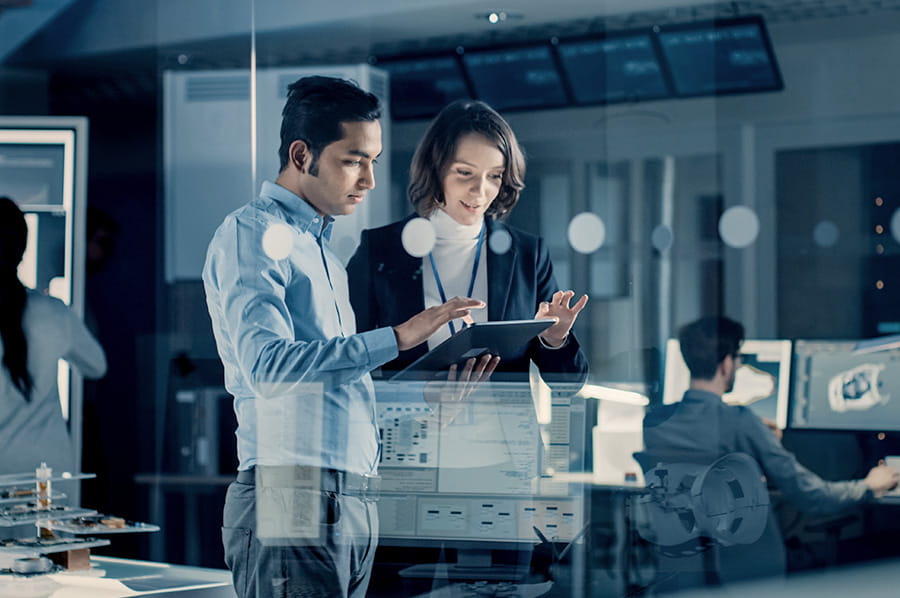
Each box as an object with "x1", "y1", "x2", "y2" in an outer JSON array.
[{"x1": 346, "y1": 215, "x2": 588, "y2": 383}]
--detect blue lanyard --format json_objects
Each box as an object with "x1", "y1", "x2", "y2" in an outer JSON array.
[{"x1": 428, "y1": 223, "x2": 485, "y2": 336}]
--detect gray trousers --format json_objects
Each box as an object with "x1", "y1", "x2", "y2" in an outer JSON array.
[{"x1": 222, "y1": 473, "x2": 379, "y2": 598}]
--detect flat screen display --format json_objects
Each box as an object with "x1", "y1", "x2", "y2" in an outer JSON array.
[
  {"x1": 374, "y1": 381, "x2": 585, "y2": 547},
  {"x1": 663, "y1": 339, "x2": 793, "y2": 429},
  {"x1": 791, "y1": 340, "x2": 900, "y2": 431},
  {"x1": 656, "y1": 16, "x2": 782, "y2": 97},
  {"x1": 461, "y1": 45, "x2": 568, "y2": 111},
  {"x1": 556, "y1": 33, "x2": 670, "y2": 104},
  {"x1": 378, "y1": 55, "x2": 471, "y2": 120}
]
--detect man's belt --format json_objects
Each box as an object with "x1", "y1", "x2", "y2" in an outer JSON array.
[{"x1": 235, "y1": 465, "x2": 381, "y2": 501}]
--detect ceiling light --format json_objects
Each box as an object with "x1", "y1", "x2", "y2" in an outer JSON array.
[{"x1": 476, "y1": 11, "x2": 523, "y2": 24}]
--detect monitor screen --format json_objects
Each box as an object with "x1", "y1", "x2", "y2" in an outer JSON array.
[
  {"x1": 663, "y1": 339, "x2": 792, "y2": 429},
  {"x1": 461, "y1": 45, "x2": 568, "y2": 111},
  {"x1": 556, "y1": 33, "x2": 670, "y2": 105},
  {"x1": 656, "y1": 16, "x2": 783, "y2": 97},
  {"x1": 374, "y1": 381, "x2": 585, "y2": 550},
  {"x1": 791, "y1": 340, "x2": 900, "y2": 431},
  {"x1": 377, "y1": 55, "x2": 471, "y2": 120}
]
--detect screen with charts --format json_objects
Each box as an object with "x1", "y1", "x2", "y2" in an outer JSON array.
[
  {"x1": 556, "y1": 33, "x2": 670, "y2": 105},
  {"x1": 374, "y1": 381, "x2": 585, "y2": 550},
  {"x1": 791, "y1": 340, "x2": 900, "y2": 431},
  {"x1": 656, "y1": 16, "x2": 782, "y2": 97},
  {"x1": 378, "y1": 54, "x2": 471, "y2": 120},
  {"x1": 663, "y1": 339, "x2": 792, "y2": 429},
  {"x1": 461, "y1": 45, "x2": 569, "y2": 112}
]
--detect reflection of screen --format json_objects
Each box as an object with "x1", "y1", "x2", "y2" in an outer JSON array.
[
  {"x1": 791, "y1": 340, "x2": 900, "y2": 430},
  {"x1": 0, "y1": 143, "x2": 66, "y2": 206},
  {"x1": 557, "y1": 34, "x2": 670, "y2": 104},
  {"x1": 374, "y1": 381, "x2": 584, "y2": 578},
  {"x1": 19, "y1": 214, "x2": 39, "y2": 290},
  {"x1": 462, "y1": 45, "x2": 568, "y2": 111},
  {"x1": 656, "y1": 16, "x2": 782, "y2": 97},
  {"x1": 21, "y1": 211, "x2": 68, "y2": 298},
  {"x1": 663, "y1": 339, "x2": 792, "y2": 429},
  {"x1": 378, "y1": 55, "x2": 471, "y2": 120}
]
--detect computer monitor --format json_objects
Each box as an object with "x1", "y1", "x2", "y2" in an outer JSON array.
[
  {"x1": 662, "y1": 339, "x2": 792, "y2": 429},
  {"x1": 374, "y1": 380, "x2": 585, "y2": 580},
  {"x1": 460, "y1": 44, "x2": 569, "y2": 112},
  {"x1": 791, "y1": 340, "x2": 900, "y2": 431},
  {"x1": 555, "y1": 32, "x2": 670, "y2": 105},
  {"x1": 377, "y1": 54, "x2": 472, "y2": 120},
  {"x1": 655, "y1": 15, "x2": 783, "y2": 97}
]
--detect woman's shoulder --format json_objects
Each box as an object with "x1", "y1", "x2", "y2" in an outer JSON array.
[
  {"x1": 25, "y1": 289, "x2": 68, "y2": 314},
  {"x1": 364, "y1": 215, "x2": 416, "y2": 237},
  {"x1": 23, "y1": 290, "x2": 73, "y2": 335}
]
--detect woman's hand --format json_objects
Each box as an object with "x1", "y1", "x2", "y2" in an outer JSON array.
[
  {"x1": 535, "y1": 290, "x2": 589, "y2": 348},
  {"x1": 423, "y1": 354, "x2": 500, "y2": 426}
]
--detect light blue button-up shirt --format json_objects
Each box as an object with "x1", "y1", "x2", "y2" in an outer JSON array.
[{"x1": 203, "y1": 181, "x2": 398, "y2": 474}]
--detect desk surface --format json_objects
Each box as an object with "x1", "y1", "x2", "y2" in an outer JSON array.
[
  {"x1": 134, "y1": 473, "x2": 235, "y2": 486},
  {"x1": 0, "y1": 555, "x2": 236, "y2": 597}
]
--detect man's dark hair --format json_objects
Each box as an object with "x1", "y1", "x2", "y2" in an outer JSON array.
[
  {"x1": 678, "y1": 316, "x2": 744, "y2": 380},
  {"x1": 408, "y1": 99, "x2": 525, "y2": 220},
  {"x1": 0, "y1": 196, "x2": 32, "y2": 400},
  {"x1": 278, "y1": 76, "x2": 381, "y2": 174}
]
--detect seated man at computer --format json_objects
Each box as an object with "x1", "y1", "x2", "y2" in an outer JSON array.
[{"x1": 642, "y1": 315, "x2": 899, "y2": 590}]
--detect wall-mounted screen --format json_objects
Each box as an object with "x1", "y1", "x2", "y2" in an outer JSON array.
[
  {"x1": 461, "y1": 45, "x2": 568, "y2": 111},
  {"x1": 655, "y1": 16, "x2": 783, "y2": 97},
  {"x1": 378, "y1": 55, "x2": 471, "y2": 120},
  {"x1": 791, "y1": 340, "x2": 900, "y2": 431},
  {"x1": 663, "y1": 339, "x2": 792, "y2": 429},
  {"x1": 556, "y1": 33, "x2": 670, "y2": 105}
]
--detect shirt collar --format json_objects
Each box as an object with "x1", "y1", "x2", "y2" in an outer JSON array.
[
  {"x1": 683, "y1": 388, "x2": 722, "y2": 403},
  {"x1": 260, "y1": 180, "x2": 334, "y2": 241}
]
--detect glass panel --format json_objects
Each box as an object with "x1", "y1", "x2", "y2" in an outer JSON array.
[{"x1": 6, "y1": 1, "x2": 900, "y2": 596}]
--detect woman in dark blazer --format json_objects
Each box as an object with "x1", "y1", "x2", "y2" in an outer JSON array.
[{"x1": 347, "y1": 100, "x2": 588, "y2": 383}]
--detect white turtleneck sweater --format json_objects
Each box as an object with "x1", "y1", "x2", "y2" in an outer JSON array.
[{"x1": 423, "y1": 208, "x2": 489, "y2": 349}]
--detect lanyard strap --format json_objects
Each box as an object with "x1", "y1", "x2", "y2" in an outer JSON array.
[{"x1": 428, "y1": 223, "x2": 485, "y2": 336}]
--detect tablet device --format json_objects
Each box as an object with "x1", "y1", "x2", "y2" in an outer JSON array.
[{"x1": 389, "y1": 319, "x2": 555, "y2": 382}]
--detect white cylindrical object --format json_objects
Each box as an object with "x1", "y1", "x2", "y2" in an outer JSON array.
[{"x1": 35, "y1": 462, "x2": 52, "y2": 510}]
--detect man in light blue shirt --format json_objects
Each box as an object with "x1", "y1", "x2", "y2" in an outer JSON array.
[{"x1": 203, "y1": 76, "x2": 490, "y2": 598}]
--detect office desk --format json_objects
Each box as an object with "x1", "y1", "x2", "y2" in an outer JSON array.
[
  {"x1": 134, "y1": 473, "x2": 233, "y2": 566},
  {"x1": 0, "y1": 555, "x2": 236, "y2": 597}
]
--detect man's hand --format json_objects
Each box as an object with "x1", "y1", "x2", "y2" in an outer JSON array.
[
  {"x1": 864, "y1": 463, "x2": 900, "y2": 497},
  {"x1": 761, "y1": 417, "x2": 783, "y2": 442},
  {"x1": 393, "y1": 297, "x2": 485, "y2": 351},
  {"x1": 424, "y1": 354, "x2": 500, "y2": 426},
  {"x1": 535, "y1": 290, "x2": 589, "y2": 347}
]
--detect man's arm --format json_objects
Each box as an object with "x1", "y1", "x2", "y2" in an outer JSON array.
[
  {"x1": 743, "y1": 411, "x2": 882, "y2": 514},
  {"x1": 205, "y1": 218, "x2": 483, "y2": 396},
  {"x1": 205, "y1": 219, "x2": 397, "y2": 397}
]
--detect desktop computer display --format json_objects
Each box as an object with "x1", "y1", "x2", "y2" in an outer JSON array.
[
  {"x1": 662, "y1": 339, "x2": 792, "y2": 429},
  {"x1": 791, "y1": 340, "x2": 900, "y2": 431},
  {"x1": 373, "y1": 381, "x2": 586, "y2": 579}
]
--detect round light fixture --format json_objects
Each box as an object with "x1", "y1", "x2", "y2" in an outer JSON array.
[{"x1": 475, "y1": 10, "x2": 524, "y2": 24}]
